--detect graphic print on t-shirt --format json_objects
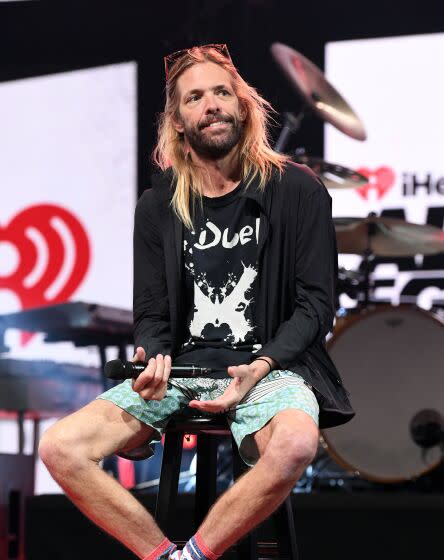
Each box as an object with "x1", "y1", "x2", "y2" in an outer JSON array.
[
  {"x1": 186, "y1": 240, "x2": 257, "y2": 343},
  {"x1": 181, "y1": 190, "x2": 261, "y2": 358}
]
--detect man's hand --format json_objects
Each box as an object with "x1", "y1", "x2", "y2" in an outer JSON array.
[
  {"x1": 188, "y1": 358, "x2": 275, "y2": 413},
  {"x1": 131, "y1": 347, "x2": 172, "y2": 401}
]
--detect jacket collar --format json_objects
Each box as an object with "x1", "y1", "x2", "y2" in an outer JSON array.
[
  {"x1": 150, "y1": 167, "x2": 268, "y2": 212},
  {"x1": 151, "y1": 168, "x2": 271, "y2": 267}
]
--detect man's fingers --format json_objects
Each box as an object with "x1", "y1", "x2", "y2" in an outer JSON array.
[
  {"x1": 132, "y1": 357, "x2": 156, "y2": 392},
  {"x1": 133, "y1": 357, "x2": 156, "y2": 391},
  {"x1": 163, "y1": 355, "x2": 172, "y2": 384},
  {"x1": 152, "y1": 354, "x2": 165, "y2": 387},
  {"x1": 132, "y1": 346, "x2": 146, "y2": 363},
  {"x1": 189, "y1": 400, "x2": 221, "y2": 412},
  {"x1": 189, "y1": 399, "x2": 228, "y2": 413},
  {"x1": 132, "y1": 354, "x2": 170, "y2": 396}
]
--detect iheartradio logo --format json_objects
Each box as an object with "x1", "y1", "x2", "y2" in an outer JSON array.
[
  {"x1": 355, "y1": 166, "x2": 396, "y2": 200},
  {"x1": 0, "y1": 204, "x2": 91, "y2": 344}
]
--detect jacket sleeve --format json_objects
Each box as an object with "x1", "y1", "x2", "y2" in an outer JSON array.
[
  {"x1": 256, "y1": 180, "x2": 337, "y2": 369},
  {"x1": 133, "y1": 190, "x2": 172, "y2": 359}
]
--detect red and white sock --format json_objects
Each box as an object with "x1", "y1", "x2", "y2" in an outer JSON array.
[
  {"x1": 170, "y1": 532, "x2": 220, "y2": 560},
  {"x1": 143, "y1": 537, "x2": 177, "y2": 560}
]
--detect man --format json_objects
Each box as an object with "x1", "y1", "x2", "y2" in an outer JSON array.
[{"x1": 39, "y1": 44, "x2": 354, "y2": 560}]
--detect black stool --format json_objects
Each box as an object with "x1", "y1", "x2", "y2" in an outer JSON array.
[{"x1": 154, "y1": 415, "x2": 299, "y2": 559}]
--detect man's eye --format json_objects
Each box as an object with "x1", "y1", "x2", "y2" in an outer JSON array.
[
  {"x1": 218, "y1": 89, "x2": 230, "y2": 96},
  {"x1": 187, "y1": 95, "x2": 199, "y2": 103}
]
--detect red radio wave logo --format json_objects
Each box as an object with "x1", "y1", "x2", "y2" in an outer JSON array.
[
  {"x1": 0, "y1": 204, "x2": 91, "y2": 344},
  {"x1": 355, "y1": 166, "x2": 396, "y2": 200}
]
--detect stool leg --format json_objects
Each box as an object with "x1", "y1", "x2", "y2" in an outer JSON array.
[
  {"x1": 231, "y1": 437, "x2": 257, "y2": 560},
  {"x1": 195, "y1": 433, "x2": 218, "y2": 528},
  {"x1": 273, "y1": 495, "x2": 299, "y2": 560},
  {"x1": 155, "y1": 432, "x2": 183, "y2": 534}
]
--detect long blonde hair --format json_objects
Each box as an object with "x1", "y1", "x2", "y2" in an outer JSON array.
[{"x1": 153, "y1": 45, "x2": 289, "y2": 229}]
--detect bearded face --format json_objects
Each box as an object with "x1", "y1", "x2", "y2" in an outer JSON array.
[
  {"x1": 181, "y1": 112, "x2": 243, "y2": 159},
  {"x1": 174, "y1": 61, "x2": 246, "y2": 160}
]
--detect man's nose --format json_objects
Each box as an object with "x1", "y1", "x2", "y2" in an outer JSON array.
[{"x1": 203, "y1": 92, "x2": 221, "y2": 113}]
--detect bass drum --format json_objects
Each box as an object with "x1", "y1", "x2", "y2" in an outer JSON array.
[{"x1": 323, "y1": 305, "x2": 444, "y2": 483}]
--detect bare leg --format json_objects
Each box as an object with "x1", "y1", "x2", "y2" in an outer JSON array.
[
  {"x1": 198, "y1": 409, "x2": 319, "y2": 555},
  {"x1": 39, "y1": 399, "x2": 165, "y2": 559}
]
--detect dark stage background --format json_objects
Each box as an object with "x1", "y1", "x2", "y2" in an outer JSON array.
[{"x1": 2, "y1": 0, "x2": 443, "y2": 198}]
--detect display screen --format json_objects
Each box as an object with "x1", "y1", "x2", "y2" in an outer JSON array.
[
  {"x1": 325, "y1": 33, "x2": 444, "y2": 310},
  {"x1": 0, "y1": 62, "x2": 137, "y2": 492}
]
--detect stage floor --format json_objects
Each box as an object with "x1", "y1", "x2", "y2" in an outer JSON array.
[{"x1": 25, "y1": 491, "x2": 444, "y2": 560}]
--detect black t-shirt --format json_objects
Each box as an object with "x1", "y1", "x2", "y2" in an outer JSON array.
[{"x1": 174, "y1": 182, "x2": 262, "y2": 377}]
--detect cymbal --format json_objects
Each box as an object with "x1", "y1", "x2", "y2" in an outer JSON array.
[
  {"x1": 294, "y1": 154, "x2": 368, "y2": 189},
  {"x1": 271, "y1": 42, "x2": 367, "y2": 141},
  {"x1": 334, "y1": 216, "x2": 444, "y2": 257}
]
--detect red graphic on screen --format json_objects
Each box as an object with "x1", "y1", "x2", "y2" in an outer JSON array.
[
  {"x1": 355, "y1": 166, "x2": 396, "y2": 200},
  {"x1": 0, "y1": 204, "x2": 91, "y2": 344},
  {"x1": 161, "y1": 434, "x2": 197, "y2": 450}
]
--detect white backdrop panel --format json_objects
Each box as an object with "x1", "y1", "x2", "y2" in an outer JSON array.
[
  {"x1": 325, "y1": 33, "x2": 444, "y2": 309},
  {"x1": 0, "y1": 62, "x2": 136, "y2": 493}
]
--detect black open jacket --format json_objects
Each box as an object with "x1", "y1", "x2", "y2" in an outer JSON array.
[{"x1": 133, "y1": 163, "x2": 355, "y2": 429}]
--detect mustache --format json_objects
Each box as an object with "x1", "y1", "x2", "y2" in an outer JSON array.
[{"x1": 198, "y1": 115, "x2": 234, "y2": 130}]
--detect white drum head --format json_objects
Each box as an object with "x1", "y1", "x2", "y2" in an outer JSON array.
[{"x1": 324, "y1": 306, "x2": 444, "y2": 482}]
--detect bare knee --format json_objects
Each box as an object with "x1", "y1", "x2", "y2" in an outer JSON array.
[
  {"x1": 285, "y1": 431, "x2": 318, "y2": 470},
  {"x1": 263, "y1": 419, "x2": 318, "y2": 484},
  {"x1": 39, "y1": 404, "x2": 106, "y2": 474},
  {"x1": 39, "y1": 420, "x2": 93, "y2": 476},
  {"x1": 39, "y1": 400, "x2": 154, "y2": 477}
]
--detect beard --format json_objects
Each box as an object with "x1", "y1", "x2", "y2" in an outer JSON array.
[{"x1": 182, "y1": 114, "x2": 243, "y2": 159}]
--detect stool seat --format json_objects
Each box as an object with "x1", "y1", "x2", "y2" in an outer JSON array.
[{"x1": 164, "y1": 414, "x2": 231, "y2": 435}]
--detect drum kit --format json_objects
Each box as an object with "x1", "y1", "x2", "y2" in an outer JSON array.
[{"x1": 270, "y1": 42, "x2": 444, "y2": 487}]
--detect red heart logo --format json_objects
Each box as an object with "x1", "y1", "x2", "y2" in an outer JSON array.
[
  {"x1": 0, "y1": 204, "x2": 91, "y2": 345},
  {"x1": 355, "y1": 166, "x2": 396, "y2": 200}
]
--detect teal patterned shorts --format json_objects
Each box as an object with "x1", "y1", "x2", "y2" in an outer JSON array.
[{"x1": 97, "y1": 370, "x2": 319, "y2": 466}]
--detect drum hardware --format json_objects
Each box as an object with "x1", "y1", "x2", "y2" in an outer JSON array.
[
  {"x1": 293, "y1": 150, "x2": 368, "y2": 190},
  {"x1": 334, "y1": 215, "x2": 444, "y2": 258},
  {"x1": 337, "y1": 267, "x2": 365, "y2": 301},
  {"x1": 334, "y1": 214, "x2": 444, "y2": 308},
  {"x1": 331, "y1": 213, "x2": 444, "y2": 485},
  {"x1": 274, "y1": 112, "x2": 305, "y2": 153},
  {"x1": 270, "y1": 41, "x2": 369, "y2": 208},
  {"x1": 270, "y1": 42, "x2": 367, "y2": 153},
  {"x1": 360, "y1": 214, "x2": 377, "y2": 309},
  {"x1": 431, "y1": 305, "x2": 444, "y2": 323},
  {"x1": 335, "y1": 215, "x2": 376, "y2": 309},
  {"x1": 269, "y1": 41, "x2": 444, "y2": 489},
  {"x1": 410, "y1": 409, "x2": 444, "y2": 451}
]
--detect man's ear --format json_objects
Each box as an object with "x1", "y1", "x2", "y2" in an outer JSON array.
[
  {"x1": 239, "y1": 100, "x2": 247, "y2": 123},
  {"x1": 172, "y1": 114, "x2": 185, "y2": 134}
]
